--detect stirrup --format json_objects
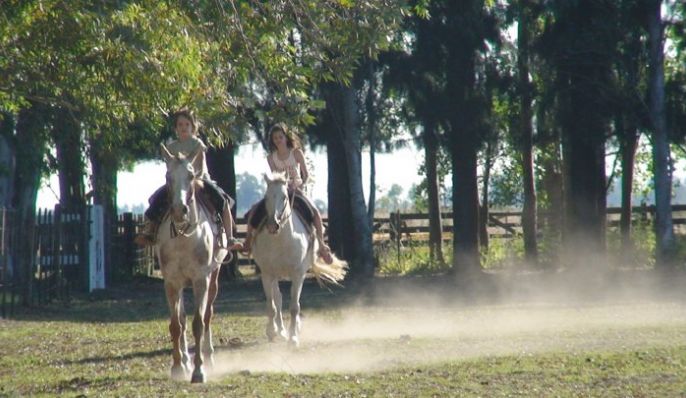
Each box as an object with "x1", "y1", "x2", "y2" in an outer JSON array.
[{"x1": 239, "y1": 238, "x2": 252, "y2": 256}]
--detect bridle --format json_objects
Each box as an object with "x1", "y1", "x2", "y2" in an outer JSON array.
[
  {"x1": 271, "y1": 186, "x2": 295, "y2": 231},
  {"x1": 167, "y1": 173, "x2": 199, "y2": 239}
]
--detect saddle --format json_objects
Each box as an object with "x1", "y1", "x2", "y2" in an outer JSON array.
[
  {"x1": 195, "y1": 183, "x2": 227, "y2": 246},
  {"x1": 248, "y1": 196, "x2": 315, "y2": 237}
]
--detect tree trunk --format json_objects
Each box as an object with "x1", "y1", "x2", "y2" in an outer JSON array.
[
  {"x1": 423, "y1": 120, "x2": 444, "y2": 263},
  {"x1": 324, "y1": 82, "x2": 375, "y2": 277},
  {"x1": 366, "y1": 62, "x2": 377, "y2": 224},
  {"x1": 562, "y1": 111, "x2": 607, "y2": 261},
  {"x1": 326, "y1": 119, "x2": 354, "y2": 262},
  {"x1": 518, "y1": 2, "x2": 538, "y2": 263},
  {"x1": 13, "y1": 104, "x2": 48, "y2": 305},
  {"x1": 647, "y1": 0, "x2": 675, "y2": 267},
  {"x1": 206, "y1": 143, "x2": 239, "y2": 280},
  {"x1": 0, "y1": 113, "x2": 15, "y2": 208},
  {"x1": 479, "y1": 140, "x2": 492, "y2": 250},
  {"x1": 451, "y1": 140, "x2": 481, "y2": 275},
  {"x1": 556, "y1": 8, "x2": 611, "y2": 264},
  {"x1": 54, "y1": 109, "x2": 85, "y2": 209},
  {"x1": 537, "y1": 106, "x2": 564, "y2": 251},
  {"x1": 90, "y1": 137, "x2": 118, "y2": 285},
  {"x1": 618, "y1": 116, "x2": 638, "y2": 252}
]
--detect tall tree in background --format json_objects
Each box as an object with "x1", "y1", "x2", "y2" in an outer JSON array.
[
  {"x1": 647, "y1": 0, "x2": 676, "y2": 266},
  {"x1": 381, "y1": 8, "x2": 448, "y2": 264},
  {"x1": 442, "y1": 0, "x2": 497, "y2": 275},
  {"x1": 614, "y1": 0, "x2": 648, "y2": 254},
  {"x1": 206, "y1": 143, "x2": 239, "y2": 280},
  {"x1": 13, "y1": 103, "x2": 50, "y2": 304},
  {"x1": 362, "y1": 60, "x2": 379, "y2": 223},
  {"x1": 323, "y1": 81, "x2": 375, "y2": 276},
  {"x1": 53, "y1": 109, "x2": 86, "y2": 209},
  {"x1": 539, "y1": 1, "x2": 619, "y2": 263},
  {"x1": 0, "y1": 113, "x2": 15, "y2": 208},
  {"x1": 516, "y1": 0, "x2": 538, "y2": 262}
]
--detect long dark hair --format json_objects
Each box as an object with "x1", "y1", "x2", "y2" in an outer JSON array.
[{"x1": 267, "y1": 123, "x2": 301, "y2": 153}]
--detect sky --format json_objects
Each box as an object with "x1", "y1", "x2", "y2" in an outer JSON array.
[{"x1": 36, "y1": 143, "x2": 425, "y2": 210}]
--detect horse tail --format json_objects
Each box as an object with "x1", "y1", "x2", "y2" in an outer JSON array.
[{"x1": 310, "y1": 255, "x2": 348, "y2": 288}]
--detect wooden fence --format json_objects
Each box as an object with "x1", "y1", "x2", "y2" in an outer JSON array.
[
  {"x1": 2, "y1": 203, "x2": 685, "y2": 317},
  {"x1": 116, "y1": 204, "x2": 686, "y2": 279},
  {"x1": 0, "y1": 206, "x2": 90, "y2": 317},
  {"x1": 381, "y1": 205, "x2": 686, "y2": 242}
]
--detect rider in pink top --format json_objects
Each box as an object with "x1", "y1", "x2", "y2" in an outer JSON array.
[{"x1": 243, "y1": 123, "x2": 333, "y2": 264}]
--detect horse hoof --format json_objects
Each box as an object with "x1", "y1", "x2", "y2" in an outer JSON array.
[
  {"x1": 203, "y1": 354, "x2": 215, "y2": 369},
  {"x1": 171, "y1": 365, "x2": 187, "y2": 381},
  {"x1": 191, "y1": 370, "x2": 206, "y2": 384},
  {"x1": 288, "y1": 337, "x2": 300, "y2": 349},
  {"x1": 266, "y1": 329, "x2": 279, "y2": 342}
]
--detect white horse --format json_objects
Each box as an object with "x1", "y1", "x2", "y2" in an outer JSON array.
[
  {"x1": 155, "y1": 144, "x2": 228, "y2": 383},
  {"x1": 252, "y1": 173, "x2": 348, "y2": 347}
]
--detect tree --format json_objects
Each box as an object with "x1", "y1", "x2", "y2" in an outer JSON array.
[
  {"x1": 538, "y1": 1, "x2": 620, "y2": 264},
  {"x1": 323, "y1": 81, "x2": 375, "y2": 276},
  {"x1": 442, "y1": 0, "x2": 498, "y2": 275},
  {"x1": 516, "y1": 0, "x2": 538, "y2": 262},
  {"x1": 647, "y1": 0, "x2": 676, "y2": 267},
  {"x1": 613, "y1": 0, "x2": 650, "y2": 255},
  {"x1": 381, "y1": 8, "x2": 449, "y2": 264}
]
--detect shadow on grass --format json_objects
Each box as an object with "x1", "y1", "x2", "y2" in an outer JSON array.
[
  {"x1": 10, "y1": 268, "x2": 686, "y2": 323},
  {"x1": 12, "y1": 276, "x2": 352, "y2": 323},
  {"x1": 58, "y1": 348, "x2": 171, "y2": 366}
]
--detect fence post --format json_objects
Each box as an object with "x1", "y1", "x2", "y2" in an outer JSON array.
[
  {"x1": 122, "y1": 213, "x2": 135, "y2": 280},
  {"x1": 392, "y1": 211, "x2": 402, "y2": 265}
]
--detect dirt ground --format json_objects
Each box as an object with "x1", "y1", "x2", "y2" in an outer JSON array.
[{"x1": 102, "y1": 268, "x2": 686, "y2": 377}]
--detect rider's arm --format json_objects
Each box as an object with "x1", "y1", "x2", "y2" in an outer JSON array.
[{"x1": 293, "y1": 148, "x2": 308, "y2": 186}]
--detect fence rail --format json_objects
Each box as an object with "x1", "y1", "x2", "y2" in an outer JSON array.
[{"x1": 118, "y1": 204, "x2": 686, "y2": 279}]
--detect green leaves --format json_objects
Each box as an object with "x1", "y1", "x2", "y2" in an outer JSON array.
[{"x1": 1, "y1": 0, "x2": 407, "y2": 161}]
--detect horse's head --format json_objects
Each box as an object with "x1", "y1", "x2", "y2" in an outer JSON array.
[
  {"x1": 263, "y1": 172, "x2": 290, "y2": 234},
  {"x1": 161, "y1": 144, "x2": 202, "y2": 224}
]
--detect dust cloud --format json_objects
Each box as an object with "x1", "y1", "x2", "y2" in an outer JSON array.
[{"x1": 208, "y1": 275, "x2": 686, "y2": 377}]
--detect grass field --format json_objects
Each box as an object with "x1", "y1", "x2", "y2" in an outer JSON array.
[{"x1": 1, "y1": 271, "x2": 686, "y2": 397}]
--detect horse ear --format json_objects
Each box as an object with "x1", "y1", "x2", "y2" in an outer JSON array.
[
  {"x1": 160, "y1": 144, "x2": 173, "y2": 163},
  {"x1": 263, "y1": 173, "x2": 271, "y2": 184}
]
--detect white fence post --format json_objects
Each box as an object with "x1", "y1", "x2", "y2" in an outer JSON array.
[{"x1": 88, "y1": 205, "x2": 105, "y2": 291}]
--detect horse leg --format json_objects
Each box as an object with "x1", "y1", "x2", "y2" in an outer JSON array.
[
  {"x1": 190, "y1": 276, "x2": 210, "y2": 383},
  {"x1": 260, "y1": 274, "x2": 279, "y2": 342},
  {"x1": 272, "y1": 279, "x2": 288, "y2": 340},
  {"x1": 288, "y1": 274, "x2": 306, "y2": 348},
  {"x1": 165, "y1": 283, "x2": 186, "y2": 381},
  {"x1": 202, "y1": 267, "x2": 220, "y2": 368},
  {"x1": 179, "y1": 296, "x2": 191, "y2": 374}
]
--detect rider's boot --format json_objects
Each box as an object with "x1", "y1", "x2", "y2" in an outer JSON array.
[
  {"x1": 316, "y1": 233, "x2": 333, "y2": 265},
  {"x1": 222, "y1": 205, "x2": 243, "y2": 251}
]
